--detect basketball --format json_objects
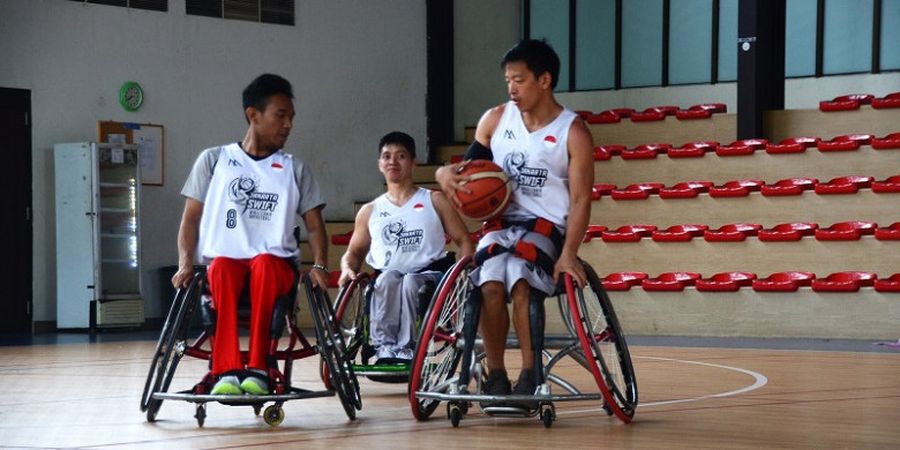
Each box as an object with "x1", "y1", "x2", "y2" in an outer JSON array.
[{"x1": 454, "y1": 160, "x2": 511, "y2": 221}]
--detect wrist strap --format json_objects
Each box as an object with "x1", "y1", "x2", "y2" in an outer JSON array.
[{"x1": 311, "y1": 263, "x2": 328, "y2": 272}]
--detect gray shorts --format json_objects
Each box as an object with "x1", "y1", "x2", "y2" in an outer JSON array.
[{"x1": 469, "y1": 225, "x2": 559, "y2": 297}]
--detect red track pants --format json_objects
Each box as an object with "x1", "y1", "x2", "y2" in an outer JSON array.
[{"x1": 207, "y1": 254, "x2": 295, "y2": 375}]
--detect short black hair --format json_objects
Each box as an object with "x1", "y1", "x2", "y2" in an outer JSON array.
[
  {"x1": 242, "y1": 73, "x2": 294, "y2": 113},
  {"x1": 378, "y1": 131, "x2": 416, "y2": 159},
  {"x1": 500, "y1": 39, "x2": 561, "y2": 89}
]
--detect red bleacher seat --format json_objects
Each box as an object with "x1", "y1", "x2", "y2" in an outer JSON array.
[
  {"x1": 575, "y1": 110, "x2": 593, "y2": 119},
  {"x1": 715, "y1": 139, "x2": 768, "y2": 156},
  {"x1": 652, "y1": 224, "x2": 709, "y2": 242},
  {"x1": 871, "y1": 132, "x2": 900, "y2": 149},
  {"x1": 586, "y1": 110, "x2": 621, "y2": 124},
  {"x1": 630, "y1": 108, "x2": 666, "y2": 122},
  {"x1": 760, "y1": 177, "x2": 818, "y2": 196},
  {"x1": 593, "y1": 148, "x2": 612, "y2": 161},
  {"x1": 871, "y1": 92, "x2": 900, "y2": 109},
  {"x1": 811, "y1": 271, "x2": 877, "y2": 292},
  {"x1": 758, "y1": 222, "x2": 819, "y2": 241},
  {"x1": 601, "y1": 225, "x2": 657, "y2": 242},
  {"x1": 816, "y1": 134, "x2": 874, "y2": 151},
  {"x1": 819, "y1": 94, "x2": 874, "y2": 111},
  {"x1": 608, "y1": 108, "x2": 635, "y2": 118},
  {"x1": 674, "y1": 108, "x2": 711, "y2": 120},
  {"x1": 602, "y1": 272, "x2": 649, "y2": 291},
  {"x1": 327, "y1": 270, "x2": 342, "y2": 288},
  {"x1": 704, "y1": 223, "x2": 763, "y2": 242},
  {"x1": 582, "y1": 225, "x2": 608, "y2": 242},
  {"x1": 874, "y1": 274, "x2": 900, "y2": 292},
  {"x1": 611, "y1": 182, "x2": 665, "y2": 200},
  {"x1": 653, "y1": 105, "x2": 680, "y2": 116},
  {"x1": 668, "y1": 141, "x2": 718, "y2": 158},
  {"x1": 814, "y1": 221, "x2": 877, "y2": 240},
  {"x1": 331, "y1": 230, "x2": 353, "y2": 245},
  {"x1": 621, "y1": 143, "x2": 671, "y2": 159},
  {"x1": 693, "y1": 103, "x2": 727, "y2": 113},
  {"x1": 591, "y1": 183, "x2": 617, "y2": 199},
  {"x1": 696, "y1": 272, "x2": 757, "y2": 292},
  {"x1": 872, "y1": 175, "x2": 900, "y2": 193},
  {"x1": 874, "y1": 222, "x2": 900, "y2": 240},
  {"x1": 659, "y1": 181, "x2": 714, "y2": 199},
  {"x1": 814, "y1": 175, "x2": 875, "y2": 194},
  {"x1": 765, "y1": 136, "x2": 820, "y2": 154},
  {"x1": 708, "y1": 179, "x2": 765, "y2": 197},
  {"x1": 752, "y1": 271, "x2": 816, "y2": 292},
  {"x1": 642, "y1": 272, "x2": 702, "y2": 291}
]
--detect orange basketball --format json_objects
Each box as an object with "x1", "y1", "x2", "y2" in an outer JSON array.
[{"x1": 454, "y1": 160, "x2": 511, "y2": 221}]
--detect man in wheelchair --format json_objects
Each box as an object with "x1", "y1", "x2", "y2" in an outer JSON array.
[
  {"x1": 171, "y1": 74, "x2": 330, "y2": 396},
  {"x1": 338, "y1": 131, "x2": 474, "y2": 363},
  {"x1": 434, "y1": 39, "x2": 594, "y2": 406}
]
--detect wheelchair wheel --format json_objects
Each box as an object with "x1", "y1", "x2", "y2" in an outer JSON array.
[
  {"x1": 306, "y1": 276, "x2": 361, "y2": 420},
  {"x1": 566, "y1": 261, "x2": 638, "y2": 423},
  {"x1": 320, "y1": 275, "x2": 370, "y2": 389},
  {"x1": 408, "y1": 256, "x2": 473, "y2": 420},
  {"x1": 141, "y1": 272, "x2": 203, "y2": 422}
]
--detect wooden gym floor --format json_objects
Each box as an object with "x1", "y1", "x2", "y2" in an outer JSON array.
[{"x1": 0, "y1": 334, "x2": 898, "y2": 449}]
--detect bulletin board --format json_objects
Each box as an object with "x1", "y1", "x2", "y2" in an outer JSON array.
[{"x1": 97, "y1": 121, "x2": 165, "y2": 185}]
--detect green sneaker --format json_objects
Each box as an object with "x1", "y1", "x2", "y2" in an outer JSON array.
[
  {"x1": 240, "y1": 373, "x2": 269, "y2": 395},
  {"x1": 210, "y1": 375, "x2": 242, "y2": 395}
]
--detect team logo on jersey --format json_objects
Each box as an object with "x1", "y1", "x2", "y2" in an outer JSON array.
[
  {"x1": 503, "y1": 151, "x2": 548, "y2": 197},
  {"x1": 227, "y1": 175, "x2": 279, "y2": 221},
  {"x1": 271, "y1": 162, "x2": 284, "y2": 172},
  {"x1": 543, "y1": 135, "x2": 557, "y2": 148},
  {"x1": 503, "y1": 129, "x2": 516, "y2": 140},
  {"x1": 413, "y1": 203, "x2": 425, "y2": 212},
  {"x1": 381, "y1": 219, "x2": 424, "y2": 254},
  {"x1": 228, "y1": 159, "x2": 242, "y2": 167}
]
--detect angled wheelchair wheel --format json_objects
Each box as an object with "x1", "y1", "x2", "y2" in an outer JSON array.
[
  {"x1": 408, "y1": 256, "x2": 473, "y2": 420},
  {"x1": 566, "y1": 261, "x2": 638, "y2": 423},
  {"x1": 305, "y1": 276, "x2": 361, "y2": 420},
  {"x1": 320, "y1": 274, "x2": 369, "y2": 390},
  {"x1": 141, "y1": 271, "x2": 203, "y2": 422}
]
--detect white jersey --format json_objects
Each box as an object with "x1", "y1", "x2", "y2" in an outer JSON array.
[
  {"x1": 366, "y1": 188, "x2": 447, "y2": 273},
  {"x1": 198, "y1": 144, "x2": 300, "y2": 262},
  {"x1": 490, "y1": 101, "x2": 577, "y2": 229}
]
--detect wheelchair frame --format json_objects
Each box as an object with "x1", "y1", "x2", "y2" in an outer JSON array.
[
  {"x1": 140, "y1": 267, "x2": 361, "y2": 427},
  {"x1": 408, "y1": 255, "x2": 638, "y2": 428}
]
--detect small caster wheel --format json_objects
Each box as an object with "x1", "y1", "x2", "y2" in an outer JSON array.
[
  {"x1": 263, "y1": 405, "x2": 285, "y2": 427},
  {"x1": 253, "y1": 403, "x2": 263, "y2": 417},
  {"x1": 195, "y1": 404, "x2": 206, "y2": 428},
  {"x1": 540, "y1": 405, "x2": 555, "y2": 428},
  {"x1": 448, "y1": 404, "x2": 462, "y2": 428}
]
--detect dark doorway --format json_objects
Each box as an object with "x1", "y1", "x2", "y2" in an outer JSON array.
[{"x1": 0, "y1": 87, "x2": 33, "y2": 332}]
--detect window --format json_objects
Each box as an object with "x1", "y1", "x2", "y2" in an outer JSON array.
[
  {"x1": 186, "y1": 0, "x2": 295, "y2": 26},
  {"x1": 68, "y1": 0, "x2": 168, "y2": 11}
]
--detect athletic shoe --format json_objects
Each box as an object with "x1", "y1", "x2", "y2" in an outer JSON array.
[
  {"x1": 240, "y1": 370, "x2": 270, "y2": 395},
  {"x1": 374, "y1": 345, "x2": 396, "y2": 363},
  {"x1": 394, "y1": 347, "x2": 415, "y2": 362},
  {"x1": 210, "y1": 375, "x2": 242, "y2": 395},
  {"x1": 512, "y1": 368, "x2": 539, "y2": 409},
  {"x1": 482, "y1": 369, "x2": 512, "y2": 396}
]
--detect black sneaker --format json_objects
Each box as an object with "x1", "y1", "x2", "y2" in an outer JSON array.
[
  {"x1": 512, "y1": 369, "x2": 539, "y2": 409},
  {"x1": 482, "y1": 369, "x2": 512, "y2": 396}
]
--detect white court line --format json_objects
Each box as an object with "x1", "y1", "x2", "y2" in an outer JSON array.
[{"x1": 557, "y1": 355, "x2": 769, "y2": 416}]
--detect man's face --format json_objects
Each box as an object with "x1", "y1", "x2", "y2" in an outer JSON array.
[
  {"x1": 504, "y1": 61, "x2": 551, "y2": 112},
  {"x1": 378, "y1": 143, "x2": 415, "y2": 183},
  {"x1": 249, "y1": 93, "x2": 294, "y2": 150}
]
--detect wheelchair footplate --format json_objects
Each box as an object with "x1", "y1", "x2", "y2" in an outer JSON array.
[
  {"x1": 352, "y1": 360, "x2": 411, "y2": 383},
  {"x1": 152, "y1": 386, "x2": 335, "y2": 405}
]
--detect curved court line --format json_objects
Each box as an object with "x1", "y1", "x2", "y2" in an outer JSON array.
[{"x1": 559, "y1": 355, "x2": 768, "y2": 416}]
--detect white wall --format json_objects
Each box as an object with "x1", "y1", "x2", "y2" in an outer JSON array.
[{"x1": 0, "y1": 0, "x2": 427, "y2": 322}]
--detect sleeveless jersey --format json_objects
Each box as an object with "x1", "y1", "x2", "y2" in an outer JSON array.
[
  {"x1": 366, "y1": 188, "x2": 447, "y2": 273},
  {"x1": 198, "y1": 143, "x2": 300, "y2": 262},
  {"x1": 490, "y1": 101, "x2": 577, "y2": 229}
]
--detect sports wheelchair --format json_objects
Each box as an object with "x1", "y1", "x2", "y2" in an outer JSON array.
[
  {"x1": 322, "y1": 271, "x2": 439, "y2": 385},
  {"x1": 140, "y1": 265, "x2": 361, "y2": 427},
  {"x1": 408, "y1": 255, "x2": 638, "y2": 428}
]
